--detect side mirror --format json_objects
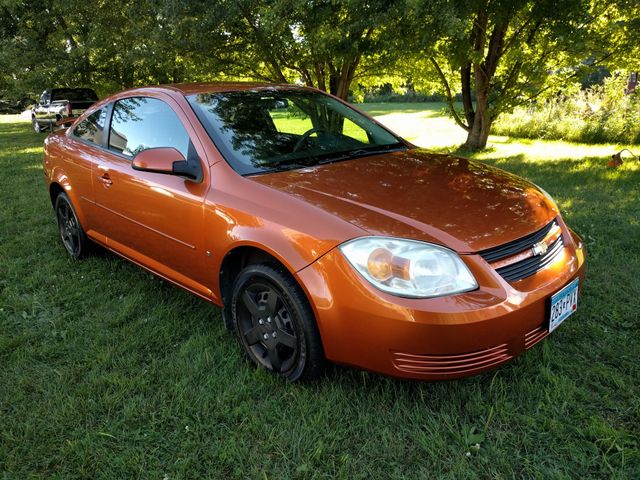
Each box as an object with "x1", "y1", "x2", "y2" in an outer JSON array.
[{"x1": 132, "y1": 147, "x2": 202, "y2": 182}]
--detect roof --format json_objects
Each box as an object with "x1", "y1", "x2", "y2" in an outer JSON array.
[{"x1": 161, "y1": 82, "x2": 307, "y2": 95}]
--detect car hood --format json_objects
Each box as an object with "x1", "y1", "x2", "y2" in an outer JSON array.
[{"x1": 250, "y1": 149, "x2": 558, "y2": 253}]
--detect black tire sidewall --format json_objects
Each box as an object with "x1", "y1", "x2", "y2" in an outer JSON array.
[
  {"x1": 230, "y1": 263, "x2": 324, "y2": 381},
  {"x1": 54, "y1": 192, "x2": 88, "y2": 259}
]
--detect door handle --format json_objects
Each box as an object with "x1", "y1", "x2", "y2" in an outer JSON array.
[{"x1": 98, "y1": 173, "x2": 113, "y2": 187}]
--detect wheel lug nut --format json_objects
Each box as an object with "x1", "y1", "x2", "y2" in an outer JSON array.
[
  {"x1": 258, "y1": 319, "x2": 264, "y2": 325},
  {"x1": 267, "y1": 317, "x2": 271, "y2": 323},
  {"x1": 263, "y1": 333, "x2": 269, "y2": 340},
  {"x1": 272, "y1": 332, "x2": 277, "y2": 338}
]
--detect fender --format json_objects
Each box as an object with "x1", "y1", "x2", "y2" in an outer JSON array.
[
  {"x1": 204, "y1": 162, "x2": 367, "y2": 301},
  {"x1": 44, "y1": 134, "x2": 93, "y2": 232}
]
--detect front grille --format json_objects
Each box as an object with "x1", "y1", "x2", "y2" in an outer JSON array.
[
  {"x1": 478, "y1": 220, "x2": 565, "y2": 282},
  {"x1": 478, "y1": 221, "x2": 557, "y2": 263}
]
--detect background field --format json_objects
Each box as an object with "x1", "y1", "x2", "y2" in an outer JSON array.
[{"x1": 1, "y1": 106, "x2": 639, "y2": 478}]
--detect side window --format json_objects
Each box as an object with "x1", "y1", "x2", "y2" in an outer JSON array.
[
  {"x1": 73, "y1": 108, "x2": 107, "y2": 145},
  {"x1": 39, "y1": 91, "x2": 50, "y2": 105},
  {"x1": 108, "y1": 97, "x2": 190, "y2": 158}
]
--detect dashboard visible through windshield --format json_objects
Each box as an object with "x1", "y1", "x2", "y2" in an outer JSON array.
[{"x1": 187, "y1": 89, "x2": 407, "y2": 175}]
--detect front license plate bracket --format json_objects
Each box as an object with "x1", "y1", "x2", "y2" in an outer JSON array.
[{"x1": 548, "y1": 278, "x2": 579, "y2": 332}]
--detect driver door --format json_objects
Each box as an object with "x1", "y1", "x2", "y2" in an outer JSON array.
[{"x1": 93, "y1": 95, "x2": 211, "y2": 296}]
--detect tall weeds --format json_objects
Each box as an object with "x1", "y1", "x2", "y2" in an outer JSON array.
[{"x1": 494, "y1": 74, "x2": 640, "y2": 145}]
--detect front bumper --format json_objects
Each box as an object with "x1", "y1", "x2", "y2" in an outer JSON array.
[{"x1": 296, "y1": 228, "x2": 586, "y2": 380}]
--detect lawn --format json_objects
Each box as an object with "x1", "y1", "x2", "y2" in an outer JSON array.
[{"x1": 1, "y1": 106, "x2": 639, "y2": 479}]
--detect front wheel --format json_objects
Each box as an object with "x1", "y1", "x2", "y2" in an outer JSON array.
[
  {"x1": 32, "y1": 116, "x2": 42, "y2": 133},
  {"x1": 55, "y1": 192, "x2": 89, "y2": 259},
  {"x1": 230, "y1": 264, "x2": 325, "y2": 381}
]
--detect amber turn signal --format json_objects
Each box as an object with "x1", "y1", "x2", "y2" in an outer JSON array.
[{"x1": 367, "y1": 248, "x2": 393, "y2": 281}]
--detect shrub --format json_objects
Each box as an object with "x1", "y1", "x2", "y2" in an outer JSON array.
[{"x1": 494, "y1": 74, "x2": 640, "y2": 145}]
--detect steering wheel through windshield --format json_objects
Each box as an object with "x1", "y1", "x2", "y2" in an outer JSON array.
[{"x1": 293, "y1": 127, "x2": 326, "y2": 152}]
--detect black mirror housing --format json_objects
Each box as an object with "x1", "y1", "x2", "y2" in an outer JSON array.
[{"x1": 172, "y1": 160, "x2": 203, "y2": 183}]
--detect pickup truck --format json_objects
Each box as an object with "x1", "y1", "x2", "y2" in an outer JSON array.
[{"x1": 31, "y1": 88, "x2": 98, "y2": 133}]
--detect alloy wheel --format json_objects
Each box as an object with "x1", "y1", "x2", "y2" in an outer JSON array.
[
  {"x1": 56, "y1": 199, "x2": 81, "y2": 256},
  {"x1": 236, "y1": 281, "x2": 299, "y2": 373}
]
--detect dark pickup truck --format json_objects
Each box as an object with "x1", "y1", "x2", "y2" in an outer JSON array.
[{"x1": 31, "y1": 88, "x2": 98, "y2": 133}]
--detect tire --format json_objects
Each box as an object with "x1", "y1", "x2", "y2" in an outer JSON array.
[
  {"x1": 54, "y1": 192, "x2": 89, "y2": 259},
  {"x1": 230, "y1": 263, "x2": 325, "y2": 381},
  {"x1": 32, "y1": 116, "x2": 42, "y2": 133}
]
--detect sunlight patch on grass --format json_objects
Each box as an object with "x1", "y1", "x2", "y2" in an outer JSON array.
[
  {"x1": 0, "y1": 113, "x2": 30, "y2": 123},
  {"x1": 473, "y1": 137, "x2": 639, "y2": 164},
  {"x1": 13, "y1": 147, "x2": 43, "y2": 155}
]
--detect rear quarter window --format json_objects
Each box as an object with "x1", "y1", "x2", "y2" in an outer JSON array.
[{"x1": 73, "y1": 109, "x2": 108, "y2": 145}]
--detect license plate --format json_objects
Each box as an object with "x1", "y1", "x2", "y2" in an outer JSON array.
[
  {"x1": 549, "y1": 278, "x2": 579, "y2": 332},
  {"x1": 72, "y1": 109, "x2": 84, "y2": 115}
]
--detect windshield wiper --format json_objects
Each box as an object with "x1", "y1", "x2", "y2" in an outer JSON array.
[
  {"x1": 315, "y1": 143, "x2": 408, "y2": 165},
  {"x1": 260, "y1": 157, "x2": 319, "y2": 173},
  {"x1": 263, "y1": 143, "x2": 407, "y2": 173}
]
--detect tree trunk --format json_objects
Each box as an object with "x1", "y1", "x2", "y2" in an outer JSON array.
[
  {"x1": 460, "y1": 63, "x2": 474, "y2": 127},
  {"x1": 462, "y1": 13, "x2": 510, "y2": 150},
  {"x1": 464, "y1": 104, "x2": 491, "y2": 149},
  {"x1": 464, "y1": 69, "x2": 491, "y2": 150}
]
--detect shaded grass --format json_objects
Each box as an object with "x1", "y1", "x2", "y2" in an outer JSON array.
[{"x1": 1, "y1": 112, "x2": 639, "y2": 479}]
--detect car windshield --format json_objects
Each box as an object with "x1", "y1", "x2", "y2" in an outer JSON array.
[
  {"x1": 187, "y1": 89, "x2": 406, "y2": 175},
  {"x1": 52, "y1": 89, "x2": 98, "y2": 102}
]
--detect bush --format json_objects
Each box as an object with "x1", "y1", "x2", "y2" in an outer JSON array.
[
  {"x1": 494, "y1": 74, "x2": 640, "y2": 145},
  {"x1": 362, "y1": 91, "x2": 446, "y2": 103}
]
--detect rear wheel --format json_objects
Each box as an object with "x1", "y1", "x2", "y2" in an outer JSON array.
[
  {"x1": 230, "y1": 264, "x2": 325, "y2": 381},
  {"x1": 55, "y1": 192, "x2": 89, "y2": 259}
]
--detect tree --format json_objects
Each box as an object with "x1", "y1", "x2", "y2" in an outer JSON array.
[
  {"x1": 415, "y1": 0, "x2": 611, "y2": 150},
  {"x1": 211, "y1": 0, "x2": 409, "y2": 99}
]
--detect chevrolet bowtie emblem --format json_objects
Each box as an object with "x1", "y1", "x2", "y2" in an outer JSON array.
[{"x1": 531, "y1": 241, "x2": 549, "y2": 256}]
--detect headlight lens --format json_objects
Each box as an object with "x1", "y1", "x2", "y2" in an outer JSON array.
[{"x1": 339, "y1": 237, "x2": 478, "y2": 298}]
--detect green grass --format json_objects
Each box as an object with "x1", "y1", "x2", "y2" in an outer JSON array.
[{"x1": 1, "y1": 109, "x2": 639, "y2": 479}]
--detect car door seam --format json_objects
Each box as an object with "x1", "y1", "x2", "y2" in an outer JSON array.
[{"x1": 94, "y1": 202, "x2": 196, "y2": 249}]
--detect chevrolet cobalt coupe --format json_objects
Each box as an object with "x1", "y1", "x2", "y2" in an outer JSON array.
[{"x1": 43, "y1": 83, "x2": 585, "y2": 381}]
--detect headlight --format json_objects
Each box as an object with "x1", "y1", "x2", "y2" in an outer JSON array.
[{"x1": 339, "y1": 237, "x2": 478, "y2": 298}]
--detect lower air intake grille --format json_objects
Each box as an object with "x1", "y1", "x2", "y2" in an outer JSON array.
[
  {"x1": 391, "y1": 344, "x2": 512, "y2": 377},
  {"x1": 525, "y1": 324, "x2": 548, "y2": 349}
]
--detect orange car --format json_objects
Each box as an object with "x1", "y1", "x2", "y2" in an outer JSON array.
[{"x1": 43, "y1": 83, "x2": 586, "y2": 381}]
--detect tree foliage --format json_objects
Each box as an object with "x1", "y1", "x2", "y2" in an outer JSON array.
[
  {"x1": 0, "y1": 0, "x2": 409, "y2": 101},
  {"x1": 408, "y1": 0, "x2": 624, "y2": 149},
  {"x1": 0, "y1": 0, "x2": 637, "y2": 149}
]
